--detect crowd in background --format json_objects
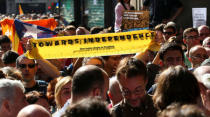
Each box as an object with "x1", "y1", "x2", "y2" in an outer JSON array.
[{"x1": 0, "y1": 0, "x2": 210, "y2": 117}]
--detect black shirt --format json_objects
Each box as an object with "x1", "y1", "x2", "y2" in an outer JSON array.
[{"x1": 25, "y1": 80, "x2": 48, "y2": 95}]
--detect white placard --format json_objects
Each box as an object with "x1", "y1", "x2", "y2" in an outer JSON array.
[{"x1": 192, "y1": 8, "x2": 207, "y2": 28}]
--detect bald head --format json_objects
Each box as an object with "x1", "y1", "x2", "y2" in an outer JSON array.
[
  {"x1": 189, "y1": 45, "x2": 208, "y2": 68},
  {"x1": 190, "y1": 46, "x2": 207, "y2": 56},
  {"x1": 198, "y1": 25, "x2": 210, "y2": 32},
  {"x1": 194, "y1": 66, "x2": 210, "y2": 82},
  {"x1": 109, "y1": 76, "x2": 122, "y2": 105},
  {"x1": 198, "y1": 25, "x2": 210, "y2": 42},
  {"x1": 203, "y1": 37, "x2": 210, "y2": 48},
  {"x1": 203, "y1": 37, "x2": 210, "y2": 56},
  {"x1": 17, "y1": 104, "x2": 51, "y2": 117},
  {"x1": 109, "y1": 76, "x2": 120, "y2": 93}
]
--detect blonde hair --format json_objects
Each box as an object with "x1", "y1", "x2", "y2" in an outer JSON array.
[{"x1": 55, "y1": 76, "x2": 72, "y2": 109}]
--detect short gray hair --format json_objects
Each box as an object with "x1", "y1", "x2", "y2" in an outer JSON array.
[{"x1": 0, "y1": 79, "x2": 25, "y2": 106}]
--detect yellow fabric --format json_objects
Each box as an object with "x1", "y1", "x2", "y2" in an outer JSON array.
[{"x1": 26, "y1": 30, "x2": 159, "y2": 59}]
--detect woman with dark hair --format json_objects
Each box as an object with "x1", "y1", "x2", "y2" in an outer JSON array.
[
  {"x1": 153, "y1": 66, "x2": 201, "y2": 111},
  {"x1": 115, "y1": 0, "x2": 131, "y2": 32}
]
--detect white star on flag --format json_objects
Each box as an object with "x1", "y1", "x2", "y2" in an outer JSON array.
[{"x1": 23, "y1": 24, "x2": 43, "y2": 39}]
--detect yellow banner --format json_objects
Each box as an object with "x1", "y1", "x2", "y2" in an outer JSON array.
[{"x1": 26, "y1": 30, "x2": 158, "y2": 59}]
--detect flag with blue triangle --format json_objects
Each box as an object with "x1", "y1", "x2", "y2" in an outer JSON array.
[{"x1": 14, "y1": 19, "x2": 57, "y2": 40}]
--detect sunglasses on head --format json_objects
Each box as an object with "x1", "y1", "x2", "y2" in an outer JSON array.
[{"x1": 18, "y1": 64, "x2": 36, "y2": 69}]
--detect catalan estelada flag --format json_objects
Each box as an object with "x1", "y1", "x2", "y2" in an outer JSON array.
[
  {"x1": 19, "y1": 4, "x2": 24, "y2": 15},
  {"x1": 0, "y1": 18, "x2": 57, "y2": 54},
  {"x1": 15, "y1": 19, "x2": 57, "y2": 39}
]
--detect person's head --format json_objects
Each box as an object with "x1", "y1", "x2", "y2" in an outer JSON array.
[
  {"x1": 82, "y1": 57, "x2": 105, "y2": 68},
  {"x1": 17, "y1": 104, "x2": 51, "y2": 117},
  {"x1": 102, "y1": 55, "x2": 121, "y2": 77},
  {"x1": 55, "y1": 76, "x2": 72, "y2": 109},
  {"x1": 2, "y1": 50, "x2": 19, "y2": 67},
  {"x1": 0, "y1": 79, "x2": 28, "y2": 117},
  {"x1": 118, "y1": 0, "x2": 130, "y2": 4},
  {"x1": 194, "y1": 66, "x2": 210, "y2": 112},
  {"x1": 202, "y1": 37, "x2": 210, "y2": 56},
  {"x1": 0, "y1": 35, "x2": 11, "y2": 52},
  {"x1": 90, "y1": 27, "x2": 104, "y2": 34},
  {"x1": 1, "y1": 67, "x2": 22, "y2": 80},
  {"x1": 64, "y1": 25, "x2": 76, "y2": 36},
  {"x1": 155, "y1": 23, "x2": 165, "y2": 32},
  {"x1": 71, "y1": 65, "x2": 109, "y2": 103},
  {"x1": 198, "y1": 25, "x2": 210, "y2": 44},
  {"x1": 116, "y1": 57, "x2": 147, "y2": 107},
  {"x1": 25, "y1": 91, "x2": 50, "y2": 112},
  {"x1": 153, "y1": 66, "x2": 200, "y2": 111},
  {"x1": 163, "y1": 23, "x2": 176, "y2": 41},
  {"x1": 155, "y1": 23, "x2": 166, "y2": 44},
  {"x1": 203, "y1": 37, "x2": 210, "y2": 48},
  {"x1": 54, "y1": 27, "x2": 64, "y2": 34},
  {"x1": 189, "y1": 46, "x2": 208, "y2": 68},
  {"x1": 168, "y1": 36, "x2": 183, "y2": 45},
  {"x1": 108, "y1": 76, "x2": 123, "y2": 106},
  {"x1": 16, "y1": 55, "x2": 37, "y2": 82},
  {"x1": 183, "y1": 28, "x2": 200, "y2": 50},
  {"x1": 76, "y1": 27, "x2": 89, "y2": 35},
  {"x1": 158, "y1": 103, "x2": 206, "y2": 117},
  {"x1": 194, "y1": 66, "x2": 210, "y2": 82},
  {"x1": 159, "y1": 42, "x2": 184, "y2": 68},
  {"x1": 46, "y1": 77, "x2": 62, "y2": 107},
  {"x1": 62, "y1": 97, "x2": 111, "y2": 117}
]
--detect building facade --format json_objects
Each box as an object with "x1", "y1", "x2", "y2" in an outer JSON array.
[
  {"x1": 60, "y1": 0, "x2": 142, "y2": 28},
  {"x1": 6, "y1": 0, "x2": 57, "y2": 14}
]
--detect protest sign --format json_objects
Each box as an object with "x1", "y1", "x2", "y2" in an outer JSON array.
[
  {"x1": 192, "y1": 8, "x2": 207, "y2": 28},
  {"x1": 122, "y1": 10, "x2": 149, "y2": 31},
  {"x1": 26, "y1": 30, "x2": 158, "y2": 59}
]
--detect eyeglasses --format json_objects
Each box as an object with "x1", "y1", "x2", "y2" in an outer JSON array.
[
  {"x1": 18, "y1": 64, "x2": 36, "y2": 69},
  {"x1": 191, "y1": 54, "x2": 208, "y2": 60},
  {"x1": 163, "y1": 32, "x2": 174, "y2": 35},
  {"x1": 186, "y1": 35, "x2": 199, "y2": 40},
  {"x1": 121, "y1": 86, "x2": 145, "y2": 97}
]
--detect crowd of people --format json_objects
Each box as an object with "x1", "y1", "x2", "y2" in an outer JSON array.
[{"x1": 0, "y1": 0, "x2": 210, "y2": 117}]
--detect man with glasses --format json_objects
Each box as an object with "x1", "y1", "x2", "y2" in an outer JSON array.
[
  {"x1": 112, "y1": 57, "x2": 156, "y2": 117},
  {"x1": 163, "y1": 23, "x2": 177, "y2": 41},
  {"x1": 16, "y1": 55, "x2": 48, "y2": 94},
  {"x1": 189, "y1": 45, "x2": 208, "y2": 69},
  {"x1": 183, "y1": 28, "x2": 201, "y2": 68},
  {"x1": 183, "y1": 28, "x2": 201, "y2": 57}
]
